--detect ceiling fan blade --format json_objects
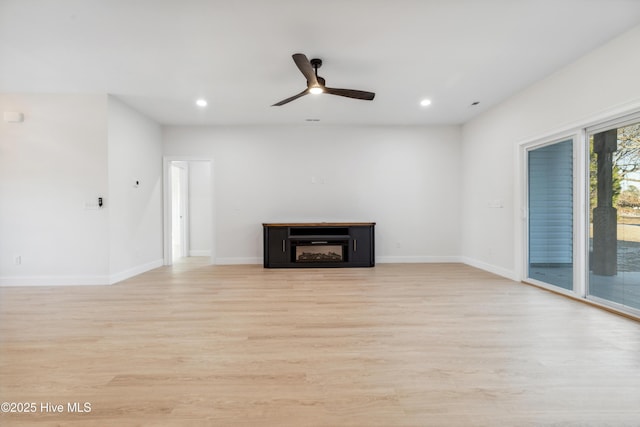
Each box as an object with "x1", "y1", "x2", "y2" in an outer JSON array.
[
  {"x1": 292, "y1": 53, "x2": 319, "y2": 87},
  {"x1": 272, "y1": 89, "x2": 309, "y2": 106},
  {"x1": 324, "y1": 87, "x2": 375, "y2": 101}
]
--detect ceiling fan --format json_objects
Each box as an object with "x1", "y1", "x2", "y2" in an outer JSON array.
[{"x1": 272, "y1": 53, "x2": 375, "y2": 106}]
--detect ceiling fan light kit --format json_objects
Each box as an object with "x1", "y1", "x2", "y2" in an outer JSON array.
[{"x1": 272, "y1": 53, "x2": 375, "y2": 106}]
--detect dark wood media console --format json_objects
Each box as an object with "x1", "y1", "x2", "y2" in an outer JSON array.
[{"x1": 263, "y1": 222, "x2": 375, "y2": 268}]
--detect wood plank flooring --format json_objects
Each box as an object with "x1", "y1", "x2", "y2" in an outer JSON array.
[{"x1": 1, "y1": 259, "x2": 639, "y2": 426}]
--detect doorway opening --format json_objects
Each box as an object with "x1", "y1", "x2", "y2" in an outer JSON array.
[{"x1": 164, "y1": 157, "x2": 214, "y2": 266}]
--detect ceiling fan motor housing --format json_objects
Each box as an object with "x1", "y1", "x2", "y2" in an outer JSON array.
[
  {"x1": 310, "y1": 58, "x2": 324, "y2": 85},
  {"x1": 310, "y1": 58, "x2": 323, "y2": 69}
]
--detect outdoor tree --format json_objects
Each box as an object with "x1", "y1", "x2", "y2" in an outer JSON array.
[
  {"x1": 618, "y1": 185, "x2": 640, "y2": 209},
  {"x1": 614, "y1": 123, "x2": 640, "y2": 178},
  {"x1": 590, "y1": 123, "x2": 640, "y2": 214}
]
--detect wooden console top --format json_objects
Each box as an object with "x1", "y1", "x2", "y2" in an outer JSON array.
[{"x1": 263, "y1": 222, "x2": 376, "y2": 227}]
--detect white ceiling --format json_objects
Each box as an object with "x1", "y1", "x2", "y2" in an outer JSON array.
[{"x1": 1, "y1": 0, "x2": 640, "y2": 126}]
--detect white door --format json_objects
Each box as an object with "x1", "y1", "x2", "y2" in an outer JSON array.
[{"x1": 171, "y1": 162, "x2": 189, "y2": 260}]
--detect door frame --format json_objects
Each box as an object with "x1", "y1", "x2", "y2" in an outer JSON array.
[
  {"x1": 163, "y1": 156, "x2": 215, "y2": 266},
  {"x1": 520, "y1": 131, "x2": 585, "y2": 297}
]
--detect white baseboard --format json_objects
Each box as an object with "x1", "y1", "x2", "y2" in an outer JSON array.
[
  {"x1": 109, "y1": 259, "x2": 164, "y2": 284},
  {"x1": 459, "y1": 257, "x2": 518, "y2": 281},
  {"x1": 0, "y1": 259, "x2": 164, "y2": 287},
  {"x1": 0, "y1": 275, "x2": 110, "y2": 287},
  {"x1": 215, "y1": 257, "x2": 262, "y2": 265},
  {"x1": 217, "y1": 256, "x2": 464, "y2": 266},
  {"x1": 189, "y1": 250, "x2": 211, "y2": 257},
  {"x1": 0, "y1": 257, "x2": 517, "y2": 284},
  {"x1": 370, "y1": 256, "x2": 518, "y2": 282},
  {"x1": 376, "y1": 256, "x2": 463, "y2": 264}
]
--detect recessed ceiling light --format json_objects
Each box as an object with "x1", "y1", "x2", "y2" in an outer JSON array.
[
  {"x1": 420, "y1": 99, "x2": 432, "y2": 107},
  {"x1": 196, "y1": 99, "x2": 208, "y2": 107}
]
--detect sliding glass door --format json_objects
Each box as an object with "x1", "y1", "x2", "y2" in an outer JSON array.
[
  {"x1": 527, "y1": 139, "x2": 574, "y2": 290},
  {"x1": 523, "y1": 113, "x2": 640, "y2": 317},
  {"x1": 588, "y1": 120, "x2": 640, "y2": 311}
]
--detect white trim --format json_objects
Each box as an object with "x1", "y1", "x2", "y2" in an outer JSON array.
[
  {"x1": 0, "y1": 259, "x2": 164, "y2": 286},
  {"x1": 513, "y1": 141, "x2": 524, "y2": 282},
  {"x1": 215, "y1": 255, "x2": 466, "y2": 266},
  {"x1": 584, "y1": 109, "x2": 640, "y2": 135},
  {"x1": 215, "y1": 257, "x2": 262, "y2": 265},
  {"x1": 163, "y1": 158, "x2": 171, "y2": 264},
  {"x1": 109, "y1": 259, "x2": 163, "y2": 284},
  {"x1": 0, "y1": 275, "x2": 111, "y2": 287},
  {"x1": 189, "y1": 250, "x2": 211, "y2": 257},
  {"x1": 516, "y1": 99, "x2": 640, "y2": 148},
  {"x1": 460, "y1": 256, "x2": 518, "y2": 281},
  {"x1": 575, "y1": 129, "x2": 588, "y2": 298},
  {"x1": 376, "y1": 256, "x2": 462, "y2": 264}
]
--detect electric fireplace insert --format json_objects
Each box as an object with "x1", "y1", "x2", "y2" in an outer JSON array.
[{"x1": 295, "y1": 244, "x2": 344, "y2": 262}]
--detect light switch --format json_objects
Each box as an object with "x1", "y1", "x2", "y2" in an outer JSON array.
[{"x1": 3, "y1": 112, "x2": 24, "y2": 123}]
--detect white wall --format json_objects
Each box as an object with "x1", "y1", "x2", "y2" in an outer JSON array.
[
  {"x1": 164, "y1": 125, "x2": 462, "y2": 264},
  {"x1": 461, "y1": 25, "x2": 640, "y2": 280},
  {"x1": 0, "y1": 94, "x2": 110, "y2": 284},
  {"x1": 107, "y1": 96, "x2": 163, "y2": 281},
  {"x1": 0, "y1": 94, "x2": 163, "y2": 285}
]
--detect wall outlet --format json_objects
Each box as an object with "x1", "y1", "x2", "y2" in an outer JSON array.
[{"x1": 15, "y1": 256, "x2": 21, "y2": 265}]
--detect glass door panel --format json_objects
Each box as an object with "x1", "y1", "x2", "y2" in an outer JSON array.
[
  {"x1": 589, "y1": 121, "x2": 640, "y2": 311},
  {"x1": 528, "y1": 139, "x2": 574, "y2": 290}
]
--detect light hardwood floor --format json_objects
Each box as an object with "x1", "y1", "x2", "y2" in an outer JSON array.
[{"x1": 1, "y1": 260, "x2": 639, "y2": 426}]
